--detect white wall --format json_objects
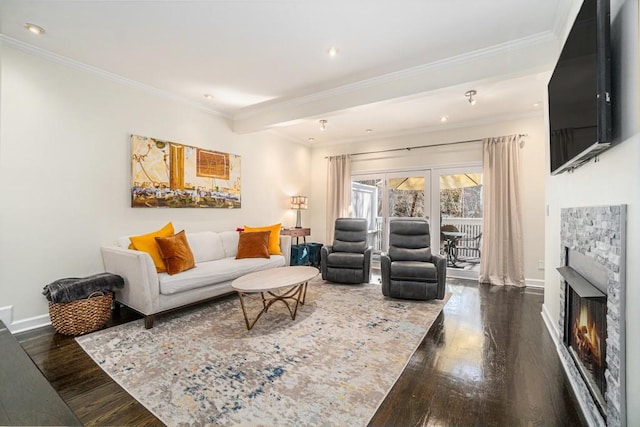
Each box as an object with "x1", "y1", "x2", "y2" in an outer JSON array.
[
  {"x1": 0, "y1": 43, "x2": 310, "y2": 330},
  {"x1": 543, "y1": 0, "x2": 639, "y2": 424},
  {"x1": 310, "y1": 115, "x2": 547, "y2": 283}
]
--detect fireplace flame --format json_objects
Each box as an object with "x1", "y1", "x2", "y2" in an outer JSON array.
[{"x1": 573, "y1": 305, "x2": 601, "y2": 366}]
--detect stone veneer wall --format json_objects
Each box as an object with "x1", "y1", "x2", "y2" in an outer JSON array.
[{"x1": 559, "y1": 205, "x2": 626, "y2": 427}]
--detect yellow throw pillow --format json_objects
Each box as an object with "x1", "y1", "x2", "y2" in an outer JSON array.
[
  {"x1": 129, "y1": 222, "x2": 175, "y2": 273},
  {"x1": 236, "y1": 231, "x2": 271, "y2": 259},
  {"x1": 243, "y1": 223, "x2": 282, "y2": 255},
  {"x1": 155, "y1": 230, "x2": 196, "y2": 275}
]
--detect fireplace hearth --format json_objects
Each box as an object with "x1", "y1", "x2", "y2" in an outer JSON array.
[{"x1": 558, "y1": 205, "x2": 626, "y2": 427}]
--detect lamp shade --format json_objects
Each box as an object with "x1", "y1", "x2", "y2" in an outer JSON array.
[{"x1": 290, "y1": 196, "x2": 308, "y2": 210}]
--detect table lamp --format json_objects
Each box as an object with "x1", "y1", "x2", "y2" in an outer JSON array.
[{"x1": 290, "y1": 196, "x2": 308, "y2": 228}]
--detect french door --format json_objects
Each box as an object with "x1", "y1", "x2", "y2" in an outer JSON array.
[
  {"x1": 352, "y1": 164, "x2": 482, "y2": 278},
  {"x1": 352, "y1": 170, "x2": 431, "y2": 257}
]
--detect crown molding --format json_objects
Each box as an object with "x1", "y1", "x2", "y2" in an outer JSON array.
[
  {"x1": 234, "y1": 31, "x2": 557, "y2": 122},
  {"x1": 266, "y1": 128, "x2": 311, "y2": 147},
  {"x1": 552, "y1": 0, "x2": 580, "y2": 41},
  {"x1": 0, "y1": 35, "x2": 231, "y2": 119},
  {"x1": 310, "y1": 110, "x2": 543, "y2": 148}
]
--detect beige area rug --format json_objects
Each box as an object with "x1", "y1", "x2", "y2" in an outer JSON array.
[{"x1": 76, "y1": 279, "x2": 449, "y2": 426}]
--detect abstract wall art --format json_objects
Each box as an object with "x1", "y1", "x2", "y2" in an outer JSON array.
[{"x1": 131, "y1": 134, "x2": 241, "y2": 208}]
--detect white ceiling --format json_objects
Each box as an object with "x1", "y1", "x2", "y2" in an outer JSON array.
[{"x1": 0, "y1": 0, "x2": 571, "y2": 145}]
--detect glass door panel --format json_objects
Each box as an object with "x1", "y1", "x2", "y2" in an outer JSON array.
[
  {"x1": 434, "y1": 167, "x2": 483, "y2": 274},
  {"x1": 352, "y1": 171, "x2": 430, "y2": 257},
  {"x1": 387, "y1": 175, "x2": 427, "y2": 219},
  {"x1": 351, "y1": 176, "x2": 383, "y2": 256}
]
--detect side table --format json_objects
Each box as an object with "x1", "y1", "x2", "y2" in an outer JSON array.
[{"x1": 280, "y1": 227, "x2": 310, "y2": 245}]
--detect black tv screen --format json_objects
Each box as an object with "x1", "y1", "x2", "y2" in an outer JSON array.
[{"x1": 548, "y1": 0, "x2": 611, "y2": 175}]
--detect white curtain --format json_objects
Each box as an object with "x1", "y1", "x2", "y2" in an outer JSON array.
[
  {"x1": 326, "y1": 155, "x2": 351, "y2": 243},
  {"x1": 479, "y1": 134, "x2": 525, "y2": 287}
]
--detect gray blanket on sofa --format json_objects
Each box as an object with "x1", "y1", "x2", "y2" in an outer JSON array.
[{"x1": 43, "y1": 273, "x2": 124, "y2": 303}]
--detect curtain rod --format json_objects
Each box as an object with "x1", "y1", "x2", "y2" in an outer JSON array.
[{"x1": 325, "y1": 133, "x2": 528, "y2": 158}]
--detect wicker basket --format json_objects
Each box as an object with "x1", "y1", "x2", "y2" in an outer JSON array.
[{"x1": 49, "y1": 291, "x2": 112, "y2": 336}]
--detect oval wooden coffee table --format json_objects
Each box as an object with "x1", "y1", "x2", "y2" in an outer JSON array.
[{"x1": 231, "y1": 266, "x2": 318, "y2": 330}]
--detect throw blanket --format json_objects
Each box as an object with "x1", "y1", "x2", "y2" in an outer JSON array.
[{"x1": 43, "y1": 273, "x2": 124, "y2": 303}]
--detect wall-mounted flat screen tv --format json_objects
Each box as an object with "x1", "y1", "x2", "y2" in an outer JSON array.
[{"x1": 548, "y1": 0, "x2": 612, "y2": 175}]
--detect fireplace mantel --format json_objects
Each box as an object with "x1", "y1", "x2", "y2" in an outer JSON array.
[{"x1": 558, "y1": 266, "x2": 605, "y2": 298}]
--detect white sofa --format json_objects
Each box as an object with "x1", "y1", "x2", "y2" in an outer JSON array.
[{"x1": 101, "y1": 230, "x2": 291, "y2": 328}]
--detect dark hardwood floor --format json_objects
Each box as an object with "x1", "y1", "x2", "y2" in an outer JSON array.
[
  {"x1": 369, "y1": 278, "x2": 585, "y2": 427},
  {"x1": 16, "y1": 278, "x2": 584, "y2": 426}
]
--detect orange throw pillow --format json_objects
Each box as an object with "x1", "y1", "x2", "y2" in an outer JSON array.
[
  {"x1": 236, "y1": 231, "x2": 270, "y2": 259},
  {"x1": 155, "y1": 230, "x2": 196, "y2": 275},
  {"x1": 129, "y1": 222, "x2": 175, "y2": 273},
  {"x1": 243, "y1": 223, "x2": 282, "y2": 255}
]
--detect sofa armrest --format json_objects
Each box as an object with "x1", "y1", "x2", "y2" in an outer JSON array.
[
  {"x1": 431, "y1": 253, "x2": 447, "y2": 299},
  {"x1": 320, "y1": 245, "x2": 333, "y2": 280},
  {"x1": 363, "y1": 246, "x2": 372, "y2": 283},
  {"x1": 380, "y1": 253, "x2": 391, "y2": 296},
  {"x1": 279, "y1": 235, "x2": 292, "y2": 266},
  {"x1": 101, "y1": 246, "x2": 160, "y2": 315}
]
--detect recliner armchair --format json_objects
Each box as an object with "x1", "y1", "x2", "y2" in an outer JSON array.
[
  {"x1": 381, "y1": 219, "x2": 446, "y2": 300},
  {"x1": 321, "y1": 218, "x2": 372, "y2": 284}
]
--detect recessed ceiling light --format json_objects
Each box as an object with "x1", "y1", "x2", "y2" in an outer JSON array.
[
  {"x1": 440, "y1": 115, "x2": 449, "y2": 123},
  {"x1": 327, "y1": 46, "x2": 339, "y2": 57},
  {"x1": 203, "y1": 94, "x2": 214, "y2": 99},
  {"x1": 308, "y1": 138, "x2": 315, "y2": 142},
  {"x1": 533, "y1": 101, "x2": 541, "y2": 108},
  {"x1": 24, "y1": 23, "x2": 46, "y2": 35},
  {"x1": 365, "y1": 129, "x2": 373, "y2": 133}
]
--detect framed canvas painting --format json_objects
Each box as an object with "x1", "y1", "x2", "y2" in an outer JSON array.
[{"x1": 131, "y1": 134, "x2": 241, "y2": 208}]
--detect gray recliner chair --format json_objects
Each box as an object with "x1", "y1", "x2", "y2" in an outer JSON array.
[
  {"x1": 381, "y1": 219, "x2": 446, "y2": 300},
  {"x1": 321, "y1": 218, "x2": 372, "y2": 284}
]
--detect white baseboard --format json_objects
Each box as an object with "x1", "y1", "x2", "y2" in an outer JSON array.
[
  {"x1": 6, "y1": 314, "x2": 51, "y2": 334},
  {"x1": 0, "y1": 306, "x2": 12, "y2": 326},
  {"x1": 525, "y1": 278, "x2": 545, "y2": 289},
  {"x1": 446, "y1": 268, "x2": 477, "y2": 280},
  {"x1": 541, "y1": 303, "x2": 559, "y2": 345}
]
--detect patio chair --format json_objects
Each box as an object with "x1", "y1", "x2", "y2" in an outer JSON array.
[{"x1": 457, "y1": 231, "x2": 482, "y2": 259}]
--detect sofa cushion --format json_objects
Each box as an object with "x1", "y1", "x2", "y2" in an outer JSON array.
[
  {"x1": 158, "y1": 255, "x2": 286, "y2": 295},
  {"x1": 186, "y1": 231, "x2": 225, "y2": 263},
  {"x1": 333, "y1": 240, "x2": 366, "y2": 253},
  {"x1": 128, "y1": 222, "x2": 175, "y2": 273},
  {"x1": 220, "y1": 231, "x2": 240, "y2": 258},
  {"x1": 155, "y1": 230, "x2": 196, "y2": 275},
  {"x1": 327, "y1": 252, "x2": 364, "y2": 269},
  {"x1": 389, "y1": 246, "x2": 432, "y2": 262},
  {"x1": 236, "y1": 231, "x2": 270, "y2": 259},
  {"x1": 243, "y1": 223, "x2": 282, "y2": 255},
  {"x1": 390, "y1": 260, "x2": 437, "y2": 282}
]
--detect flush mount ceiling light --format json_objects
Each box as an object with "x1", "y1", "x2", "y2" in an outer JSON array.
[
  {"x1": 327, "y1": 46, "x2": 339, "y2": 57},
  {"x1": 465, "y1": 90, "x2": 477, "y2": 105},
  {"x1": 24, "y1": 23, "x2": 46, "y2": 35},
  {"x1": 319, "y1": 119, "x2": 328, "y2": 131}
]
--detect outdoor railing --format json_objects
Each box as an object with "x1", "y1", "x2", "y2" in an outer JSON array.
[
  {"x1": 441, "y1": 217, "x2": 482, "y2": 258},
  {"x1": 367, "y1": 217, "x2": 482, "y2": 258}
]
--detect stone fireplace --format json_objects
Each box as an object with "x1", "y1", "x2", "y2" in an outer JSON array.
[{"x1": 559, "y1": 205, "x2": 626, "y2": 427}]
